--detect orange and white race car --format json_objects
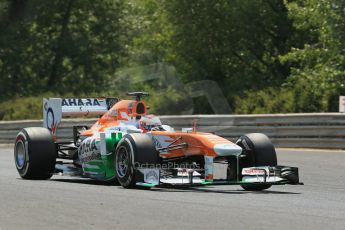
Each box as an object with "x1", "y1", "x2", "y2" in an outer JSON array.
[{"x1": 14, "y1": 92, "x2": 301, "y2": 190}]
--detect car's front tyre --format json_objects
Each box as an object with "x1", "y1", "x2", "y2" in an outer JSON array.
[
  {"x1": 115, "y1": 134, "x2": 158, "y2": 188},
  {"x1": 236, "y1": 133, "x2": 277, "y2": 191}
]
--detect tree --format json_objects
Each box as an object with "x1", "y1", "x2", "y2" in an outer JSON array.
[
  {"x1": 280, "y1": 0, "x2": 345, "y2": 112},
  {"x1": 0, "y1": 0, "x2": 126, "y2": 100},
  {"x1": 126, "y1": 0, "x2": 294, "y2": 113}
]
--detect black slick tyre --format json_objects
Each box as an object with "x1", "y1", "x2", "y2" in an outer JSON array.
[
  {"x1": 115, "y1": 134, "x2": 158, "y2": 188},
  {"x1": 14, "y1": 127, "x2": 56, "y2": 179},
  {"x1": 236, "y1": 133, "x2": 277, "y2": 191}
]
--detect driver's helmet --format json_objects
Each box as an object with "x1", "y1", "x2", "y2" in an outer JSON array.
[{"x1": 139, "y1": 115, "x2": 162, "y2": 132}]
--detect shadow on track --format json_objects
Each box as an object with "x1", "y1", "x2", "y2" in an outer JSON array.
[
  {"x1": 50, "y1": 178, "x2": 300, "y2": 194},
  {"x1": 149, "y1": 186, "x2": 301, "y2": 195},
  {"x1": 51, "y1": 178, "x2": 120, "y2": 186}
]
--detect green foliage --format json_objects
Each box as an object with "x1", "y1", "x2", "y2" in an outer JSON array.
[
  {"x1": 0, "y1": 0, "x2": 126, "y2": 99},
  {"x1": 280, "y1": 0, "x2": 345, "y2": 112},
  {"x1": 1, "y1": 0, "x2": 345, "y2": 120},
  {"x1": 125, "y1": 0, "x2": 296, "y2": 114},
  {"x1": 134, "y1": 0, "x2": 293, "y2": 93},
  {"x1": 234, "y1": 87, "x2": 295, "y2": 114},
  {"x1": 0, "y1": 96, "x2": 44, "y2": 120},
  {"x1": 234, "y1": 83, "x2": 329, "y2": 114}
]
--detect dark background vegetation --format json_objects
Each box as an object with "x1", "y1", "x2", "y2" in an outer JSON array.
[{"x1": 0, "y1": 0, "x2": 344, "y2": 120}]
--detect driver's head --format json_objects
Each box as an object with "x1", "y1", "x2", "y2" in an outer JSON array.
[{"x1": 139, "y1": 115, "x2": 162, "y2": 132}]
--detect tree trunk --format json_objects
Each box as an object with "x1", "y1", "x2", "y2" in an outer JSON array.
[{"x1": 48, "y1": 0, "x2": 74, "y2": 88}]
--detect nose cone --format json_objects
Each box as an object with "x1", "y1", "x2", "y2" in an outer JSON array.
[{"x1": 214, "y1": 143, "x2": 242, "y2": 156}]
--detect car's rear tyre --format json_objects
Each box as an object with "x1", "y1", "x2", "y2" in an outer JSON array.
[
  {"x1": 115, "y1": 134, "x2": 158, "y2": 188},
  {"x1": 236, "y1": 133, "x2": 277, "y2": 191},
  {"x1": 14, "y1": 127, "x2": 56, "y2": 179}
]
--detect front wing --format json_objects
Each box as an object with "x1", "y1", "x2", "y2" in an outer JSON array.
[{"x1": 135, "y1": 166, "x2": 302, "y2": 188}]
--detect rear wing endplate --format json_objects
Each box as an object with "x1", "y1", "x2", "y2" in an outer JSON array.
[{"x1": 43, "y1": 97, "x2": 118, "y2": 138}]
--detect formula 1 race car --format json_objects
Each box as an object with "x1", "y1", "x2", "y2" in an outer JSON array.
[{"x1": 14, "y1": 92, "x2": 301, "y2": 190}]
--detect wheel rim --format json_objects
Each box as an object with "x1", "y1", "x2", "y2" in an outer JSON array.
[
  {"x1": 15, "y1": 140, "x2": 26, "y2": 169},
  {"x1": 116, "y1": 146, "x2": 130, "y2": 178}
]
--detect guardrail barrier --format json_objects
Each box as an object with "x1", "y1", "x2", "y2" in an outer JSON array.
[{"x1": 1, "y1": 113, "x2": 345, "y2": 149}]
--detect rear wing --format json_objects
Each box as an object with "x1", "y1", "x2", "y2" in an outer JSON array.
[{"x1": 43, "y1": 97, "x2": 118, "y2": 138}]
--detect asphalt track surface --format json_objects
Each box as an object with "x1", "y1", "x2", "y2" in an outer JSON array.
[{"x1": 1, "y1": 147, "x2": 345, "y2": 230}]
